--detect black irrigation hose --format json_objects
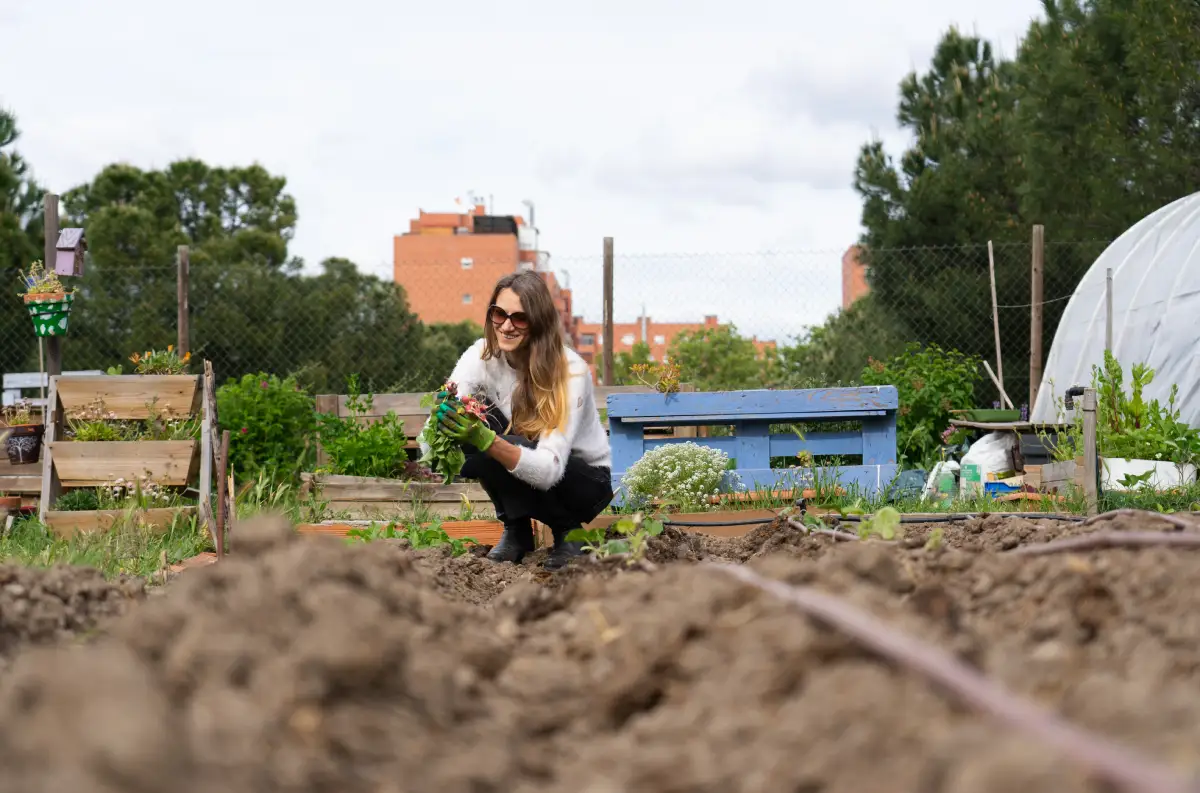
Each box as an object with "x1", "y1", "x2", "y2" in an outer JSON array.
[
  {"x1": 661, "y1": 512, "x2": 1089, "y2": 528},
  {"x1": 663, "y1": 517, "x2": 778, "y2": 528},
  {"x1": 837, "y1": 512, "x2": 1086, "y2": 523}
]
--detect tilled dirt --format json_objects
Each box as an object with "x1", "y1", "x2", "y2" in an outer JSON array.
[
  {"x1": 2, "y1": 512, "x2": 1200, "y2": 793},
  {"x1": 0, "y1": 563, "x2": 144, "y2": 673}
]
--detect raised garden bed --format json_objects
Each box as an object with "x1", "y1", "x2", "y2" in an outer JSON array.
[{"x1": 300, "y1": 473, "x2": 493, "y2": 519}]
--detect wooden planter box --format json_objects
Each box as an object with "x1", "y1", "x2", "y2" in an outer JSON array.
[
  {"x1": 586, "y1": 508, "x2": 780, "y2": 538},
  {"x1": 44, "y1": 506, "x2": 198, "y2": 538},
  {"x1": 296, "y1": 519, "x2": 504, "y2": 546},
  {"x1": 300, "y1": 473, "x2": 493, "y2": 519},
  {"x1": 48, "y1": 440, "x2": 200, "y2": 486}
]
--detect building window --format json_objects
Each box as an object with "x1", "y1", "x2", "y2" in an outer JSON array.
[
  {"x1": 653, "y1": 334, "x2": 665, "y2": 345},
  {"x1": 461, "y1": 257, "x2": 473, "y2": 269},
  {"x1": 580, "y1": 334, "x2": 595, "y2": 346},
  {"x1": 621, "y1": 333, "x2": 635, "y2": 346},
  {"x1": 462, "y1": 294, "x2": 472, "y2": 304}
]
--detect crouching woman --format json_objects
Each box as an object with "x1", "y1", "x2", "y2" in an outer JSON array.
[{"x1": 428, "y1": 271, "x2": 613, "y2": 570}]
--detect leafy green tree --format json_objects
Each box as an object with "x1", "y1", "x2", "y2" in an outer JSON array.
[
  {"x1": 775, "y1": 295, "x2": 910, "y2": 388},
  {"x1": 0, "y1": 109, "x2": 44, "y2": 372},
  {"x1": 613, "y1": 340, "x2": 653, "y2": 386},
  {"x1": 667, "y1": 325, "x2": 766, "y2": 391}
]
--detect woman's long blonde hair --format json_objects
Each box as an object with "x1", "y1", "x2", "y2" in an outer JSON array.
[{"x1": 482, "y1": 271, "x2": 569, "y2": 439}]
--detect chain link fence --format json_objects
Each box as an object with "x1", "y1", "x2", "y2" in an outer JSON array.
[{"x1": 0, "y1": 240, "x2": 1111, "y2": 403}]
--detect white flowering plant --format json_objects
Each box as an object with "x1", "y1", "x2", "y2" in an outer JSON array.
[{"x1": 620, "y1": 441, "x2": 740, "y2": 511}]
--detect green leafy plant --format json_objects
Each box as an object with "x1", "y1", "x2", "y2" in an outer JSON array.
[
  {"x1": 1039, "y1": 353, "x2": 1200, "y2": 468},
  {"x1": 856, "y1": 506, "x2": 902, "y2": 540},
  {"x1": 218, "y1": 372, "x2": 316, "y2": 478},
  {"x1": 620, "y1": 441, "x2": 739, "y2": 511},
  {"x1": 417, "y1": 381, "x2": 488, "y2": 484},
  {"x1": 53, "y1": 488, "x2": 101, "y2": 512},
  {"x1": 566, "y1": 511, "x2": 664, "y2": 563},
  {"x1": 860, "y1": 343, "x2": 981, "y2": 469},
  {"x1": 317, "y1": 374, "x2": 409, "y2": 479},
  {"x1": 346, "y1": 519, "x2": 477, "y2": 556}
]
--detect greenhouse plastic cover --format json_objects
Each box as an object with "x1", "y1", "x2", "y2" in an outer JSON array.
[{"x1": 1030, "y1": 191, "x2": 1200, "y2": 426}]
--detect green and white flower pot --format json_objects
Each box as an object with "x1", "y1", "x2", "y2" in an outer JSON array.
[{"x1": 24, "y1": 291, "x2": 74, "y2": 337}]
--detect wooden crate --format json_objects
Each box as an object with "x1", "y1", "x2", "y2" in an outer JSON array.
[
  {"x1": 48, "y1": 440, "x2": 199, "y2": 486},
  {"x1": 39, "y1": 374, "x2": 213, "y2": 535},
  {"x1": 43, "y1": 506, "x2": 198, "y2": 538},
  {"x1": 301, "y1": 473, "x2": 494, "y2": 520}
]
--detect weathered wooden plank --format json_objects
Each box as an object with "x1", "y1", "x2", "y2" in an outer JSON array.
[
  {"x1": 301, "y1": 474, "x2": 490, "y2": 503},
  {"x1": 56, "y1": 375, "x2": 201, "y2": 420},
  {"x1": 860, "y1": 414, "x2": 899, "y2": 466},
  {"x1": 0, "y1": 475, "x2": 42, "y2": 494},
  {"x1": 322, "y1": 501, "x2": 497, "y2": 520},
  {"x1": 43, "y1": 506, "x2": 198, "y2": 538},
  {"x1": 38, "y1": 377, "x2": 61, "y2": 523},
  {"x1": 48, "y1": 440, "x2": 199, "y2": 486},
  {"x1": 607, "y1": 387, "x2": 899, "y2": 420},
  {"x1": 3, "y1": 370, "x2": 103, "y2": 390},
  {"x1": 641, "y1": 430, "x2": 871, "y2": 459}
]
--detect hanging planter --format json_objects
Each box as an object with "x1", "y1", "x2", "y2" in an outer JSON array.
[
  {"x1": 24, "y1": 291, "x2": 74, "y2": 337},
  {"x1": 19, "y1": 259, "x2": 74, "y2": 338}
]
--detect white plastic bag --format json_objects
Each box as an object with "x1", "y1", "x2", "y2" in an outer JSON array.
[{"x1": 959, "y1": 432, "x2": 1016, "y2": 496}]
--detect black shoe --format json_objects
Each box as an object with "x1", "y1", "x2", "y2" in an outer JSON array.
[
  {"x1": 486, "y1": 521, "x2": 535, "y2": 564},
  {"x1": 543, "y1": 528, "x2": 584, "y2": 571}
]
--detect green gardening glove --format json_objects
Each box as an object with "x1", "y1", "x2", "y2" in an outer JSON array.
[{"x1": 436, "y1": 403, "x2": 496, "y2": 451}]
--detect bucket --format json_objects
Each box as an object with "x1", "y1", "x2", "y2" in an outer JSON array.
[
  {"x1": 24, "y1": 291, "x2": 74, "y2": 337},
  {"x1": 6, "y1": 423, "x2": 45, "y2": 464}
]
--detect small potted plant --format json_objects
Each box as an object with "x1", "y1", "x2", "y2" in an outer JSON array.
[
  {"x1": 20, "y1": 259, "x2": 74, "y2": 337},
  {"x1": 2, "y1": 400, "x2": 43, "y2": 464}
]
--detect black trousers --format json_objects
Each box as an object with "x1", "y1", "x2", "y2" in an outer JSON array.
[{"x1": 458, "y1": 400, "x2": 613, "y2": 532}]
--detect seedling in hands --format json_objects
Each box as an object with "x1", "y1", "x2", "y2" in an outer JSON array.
[{"x1": 419, "y1": 381, "x2": 490, "y2": 484}]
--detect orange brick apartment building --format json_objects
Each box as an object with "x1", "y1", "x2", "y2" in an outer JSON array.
[
  {"x1": 393, "y1": 202, "x2": 575, "y2": 339},
  {"x1": 842, "y1": 244, "x2": 870, "y2": 308},
  {"x1": 573, "y1": 315, "x2": 776, "y2": 374}
]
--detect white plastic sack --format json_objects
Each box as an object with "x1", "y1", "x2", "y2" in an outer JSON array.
[{"x1": 959, "y1": 432, "x2": 1016, "y2": 496}]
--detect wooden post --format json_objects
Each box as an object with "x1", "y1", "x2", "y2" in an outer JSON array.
[
  {"x1": 1082, "y1": 387, "x2": 1099, "y2": 517},
  {"x1": 1105, "y1": 267, "x2": 1114, "y2": 353},
  {"x1": 198, "y1": 362, "x2": 215, "y2": 537},
  {"x1": 313, "y1": 394, "x2": 338, "y2": 467},
  {"x1": 43, "y1": 193, "x2": 62, "y2": 378},
  {"x1": 986, "y1": 240, "x2": 1005, "y2": 404},
  {"x1": 602, "y1": 237, "x2": 615, "y2": 386},
  {"x1": 177, "y1": 245, "x2": 190, "y2": 356},
  {"x1": 1029, "y1": 225, "x2": 1044, "y2": 408},
  {"x1": 215, "y1": 429, "x2": 230, "y2": 558}
]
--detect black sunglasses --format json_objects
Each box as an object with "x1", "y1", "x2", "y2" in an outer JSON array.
[{"x1": 488, "y1": 305, "x2": 530, "y2": 330}]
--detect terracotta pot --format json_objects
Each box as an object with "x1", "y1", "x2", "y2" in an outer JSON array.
[
  {"x1": 0, "y1": 495, "x2": 21, "y2": 512},
  {"x1": 6, "y1": 423, "x2": 44, "y2": 465}
]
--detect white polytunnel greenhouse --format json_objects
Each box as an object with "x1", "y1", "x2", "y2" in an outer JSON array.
[{"x1": 1030, "y1": 191, "x2": 1200, "y2": 427}]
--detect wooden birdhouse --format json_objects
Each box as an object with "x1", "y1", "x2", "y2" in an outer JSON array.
[{"x1": 54, "y1": 228, "x2": 86, "y2": 277}]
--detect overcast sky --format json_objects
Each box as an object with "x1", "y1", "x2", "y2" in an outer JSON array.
[{"x1": 0, "y1": 0, "x2": 1041, "y2": 341}]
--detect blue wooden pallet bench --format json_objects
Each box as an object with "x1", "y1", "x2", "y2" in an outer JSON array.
[{"x1": 606, "y1": 386, "x2": 899, "y2": 501}]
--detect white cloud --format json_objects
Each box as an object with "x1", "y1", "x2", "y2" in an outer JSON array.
[{"x1": 1, "y1": 0, "x2": 1044, "y2": 341}]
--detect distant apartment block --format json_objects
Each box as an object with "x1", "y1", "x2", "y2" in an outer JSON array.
[
  {"x1": 393, "y1": 201, "x2": 575, "y2": 339},
  {"x1": 842, "y1": 244, "x2": 870, "y2": 308},
  {"x1": 573, "y1": 314, "x2": 776, "y2": 381}
]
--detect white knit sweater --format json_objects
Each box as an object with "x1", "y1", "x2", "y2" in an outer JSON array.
[{"x1": 422, "y1": 339, "x2": 612, "y2": 491}]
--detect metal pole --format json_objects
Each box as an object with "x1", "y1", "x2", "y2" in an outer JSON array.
[
  {"x1": 1105, "y1": 268, "x2": 1113, "y2": 353},
  {"x1": 602, "y1": 237, "x2": 614, "y2": 385}
]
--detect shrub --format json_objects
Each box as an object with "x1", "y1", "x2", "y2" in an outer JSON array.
[
  {"x1": 621, "y1": 442, "x2": 736, "y2": 511},
  {"x1": 860, "y1": 343, "x2": 981, "y2": 468},
  {"x1": 217, "y1": 373, "x2": 316, "y2": 479}
]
